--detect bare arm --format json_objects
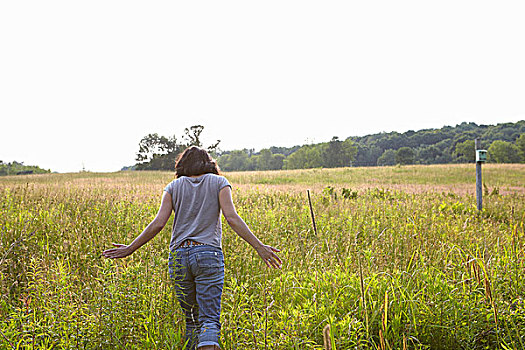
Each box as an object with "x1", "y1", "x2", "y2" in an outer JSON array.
[
  {"x1": 102, "y1": 191, "x2": 173, "y2": 259},
  {"x1": 219, "y1": 186, "x2": 282, "y2": 269}
]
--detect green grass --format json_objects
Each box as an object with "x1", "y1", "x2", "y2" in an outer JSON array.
[
  {"x1": 1, "y1": 164, "x2": 524, "y2": 349},
  {"x1": 226, "y1": 164, "x2": 525, "y2": 188}
]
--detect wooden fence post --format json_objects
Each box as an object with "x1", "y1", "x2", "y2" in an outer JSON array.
[{"x1": 307, "y1": 190, "x2": 318, "y2": 235}]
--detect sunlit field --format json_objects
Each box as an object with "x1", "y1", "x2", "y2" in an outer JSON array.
[{"x1": 1, "y1": 164, "x2": 524, "y2": 349}]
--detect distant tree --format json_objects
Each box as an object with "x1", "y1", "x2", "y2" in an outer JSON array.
[
  {"x1": 322, "y1": 137, "x2": 342, "y2": 168},
  {"x1": 0, "y1": 161, "x2": 6, "y2": 176},
  {"x1": 121, "y1": 165, "x2": 137, "y2": 171},
  {"x1": 183, "y1": 125, "x2": 203, "y2": 147},
  {"x1": 453, "y1": 131, "x2": 482, "y2": 146},
  {"x1": 433, "y1": 138, "x2": 453, "y2": 152},
  {"x1": 135, "y1": 125, "x2": 220, "y2": 171},
  {"x1": 483, "y1": 123, "x2": 524, "y2": 143},
  {"x1": 341, "y1": 139, "x2": 358, "y2": 165},
  {"x1": 395, "y1": 147, "x2": 415, "y2": 165},
  {"x1": 515, "y1": 134, "x2": 525, "y2": 162},
  {"x1": 435, "y1": 152, "x2": 454, "y2": 164},
  {"x1": 417, "y1": 145, "x2": 445, "y2": 164},
  {"x1": 408, "y1": 130, "x2": 450, "y2": 147},
  {"x1": 218, "y1": 150, "x2": 255, "y2": 171},
  {"x1": 0, "y1": 160, "x2": 50, "y2": 176},
  {"x1": 373, "y1": 132, "x2": 407, "y2": 151},
  {"x1": 321, "y1": 137, "x2": 357, "y2": 168},
  {"x1": 377, "y1": 149, "x2": 397, "y2": 166},
  {"x1": 354, "y1": 144, "x2": 382, "y2": 166},
  {"x1": 488, "y1": 140, "x2": 521, "y2": 163},
  {"x1": 257, "y1": 149, "x2": 273, "y2": 170},
  {"x1": 283, "y1": 145, "x2": 323, "y2": 169},
  {"x1": 454, "y1": 140, "x2": 475, "y2": 163},
  {"x1": 456, "y1": 122, "x2": 480, "y2": 132},
  {"x1": 136, "y1": 133, "x2": 179, "y2": 163},
  {"x1": 269, "y1": 154, "x2": 285, "y2": 170},
  {"x1": 253, "y1": 149, "x2": 284, "y2": 170}
]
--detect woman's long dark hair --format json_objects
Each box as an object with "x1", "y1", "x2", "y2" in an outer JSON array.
[{"x1": 175, "y1": 146, "x2": 220, "y2": 178}]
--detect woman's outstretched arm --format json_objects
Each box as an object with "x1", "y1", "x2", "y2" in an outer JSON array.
[
  {"x1": 219, "y1": 186, "x2": 282, "y2": 269},
  {"x1": 102, "y1": 191, "x2": 173, "y2": 259}
]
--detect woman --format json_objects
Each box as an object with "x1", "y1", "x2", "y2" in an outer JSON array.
[{"x1": 102, "y1": 146, "x2": 282, "y2": 350}]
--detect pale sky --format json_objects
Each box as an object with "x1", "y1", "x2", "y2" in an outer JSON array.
[{"x1": 1, "y1": 1, "x2": 524, "y2": 173}]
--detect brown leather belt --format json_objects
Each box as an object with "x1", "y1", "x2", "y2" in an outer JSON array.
[{"x1": 177, "y1": 240, "x2": 205, "y2": 249}]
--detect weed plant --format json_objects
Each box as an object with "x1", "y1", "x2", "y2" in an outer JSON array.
[{"x1": 0, "y1": 165, "x2": 524, "y2": 349}]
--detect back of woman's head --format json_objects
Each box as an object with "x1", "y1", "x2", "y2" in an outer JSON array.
[{"x1": 175, "y1": 146, "x2": 220, "y2": 178}]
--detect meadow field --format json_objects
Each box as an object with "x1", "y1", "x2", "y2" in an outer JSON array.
[{"x1": 1, "y1": 164, "x2": 524, "y2": 349}]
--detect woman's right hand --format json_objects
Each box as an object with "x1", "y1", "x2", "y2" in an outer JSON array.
[{"x1": 256, "y1": 244, "x2": 282, "y2": 269}]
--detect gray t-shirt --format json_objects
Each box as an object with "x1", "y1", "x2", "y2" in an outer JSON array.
[{"x1": 164, "y1": 173, "x2": 231, "y2": 251}]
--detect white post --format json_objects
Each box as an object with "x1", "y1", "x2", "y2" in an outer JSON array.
[{"x1": 475, "y1": 138, "x2": 482, "y2": 211}]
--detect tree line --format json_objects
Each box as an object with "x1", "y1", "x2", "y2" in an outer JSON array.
[
  {"x1": 132, "y1": 121, "x2": 525, "y2": 172},
  {"x1": 0, "y1": 161, "x2": 50, "y2": 176},
  {"x1": 350, "y1": 120, "x2": 525, "y2": 166}
]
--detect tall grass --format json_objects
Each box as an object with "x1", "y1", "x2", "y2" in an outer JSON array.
[{"x1": 1, "y1": 164, "x2": 524, "y2": 349}]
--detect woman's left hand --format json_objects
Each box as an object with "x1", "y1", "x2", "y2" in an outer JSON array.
[
  {"x1": 256, "y1": 244, "x2": 282, "y2": 269},
  {"x1": 102, "y1": 243, "x2": 133, "y2": 259}
]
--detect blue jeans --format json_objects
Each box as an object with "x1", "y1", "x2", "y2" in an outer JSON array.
[{"x1": 169, "y1": 245, "x2": 224, "y2": 349}]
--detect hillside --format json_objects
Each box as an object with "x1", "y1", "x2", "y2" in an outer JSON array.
[{"x1": 216, "y1": 120, "x2": 525, "y2": 170}]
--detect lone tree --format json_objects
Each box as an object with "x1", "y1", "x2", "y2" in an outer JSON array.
[
  {"x1": 395, "y1": 147, "x2": 415, "y2": 165},
  {"x1": 514, "y1": 134, "x2": 525, "y2": 161},
  {"x1": 377, "y1": 149, "x2": 396, "y2": 166},
  {"x1": 135, "y1": 125, "x2": 220, "y2": 171},
  {"x1": 488, "y1": 140, "x2": 521, "y2": 163},
  {"x1": 454, "y1": 140, "x2": 476, "y2": 163},
  {"x1": 322, "y1": 137, "x2": 358, "y2": 168}
]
